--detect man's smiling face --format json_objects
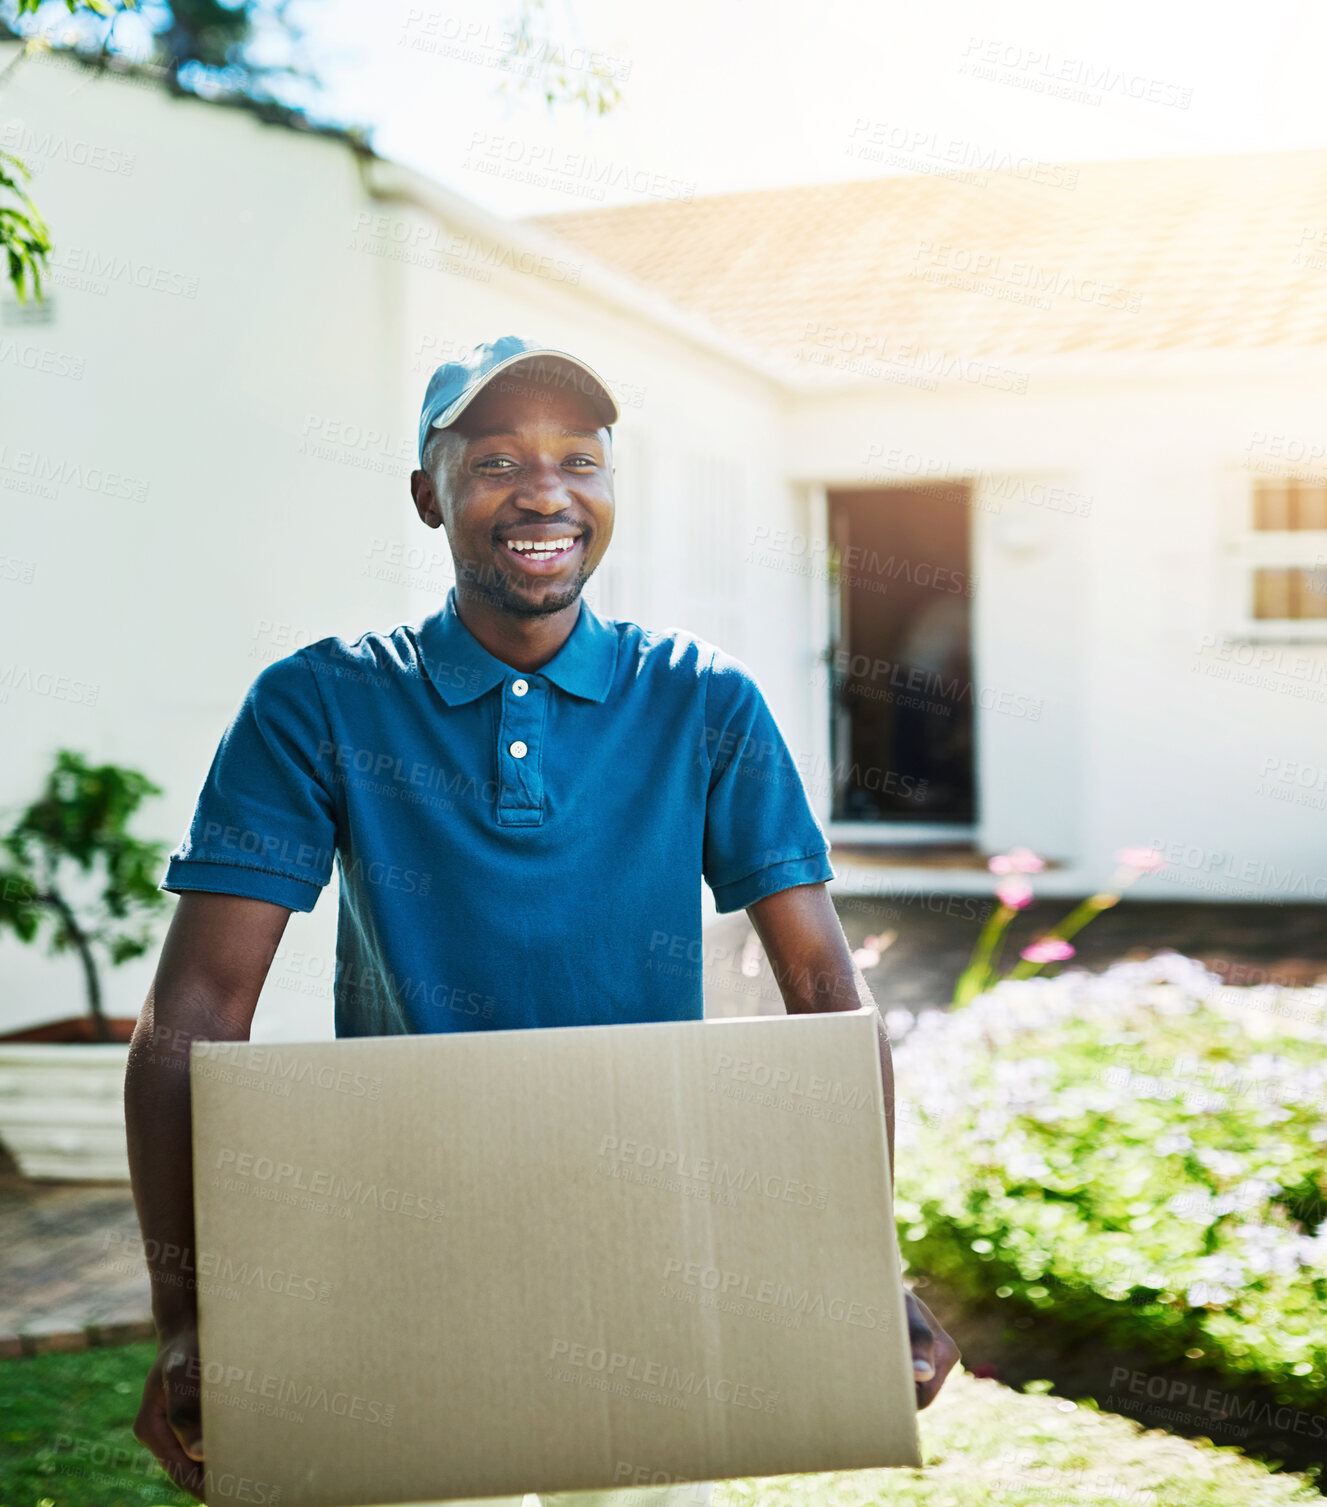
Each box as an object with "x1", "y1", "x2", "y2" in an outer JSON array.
[{"x1": 411, "y1": 369, "x2": 614, "y2": 619}]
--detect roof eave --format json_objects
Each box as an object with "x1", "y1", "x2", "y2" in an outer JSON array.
[
  {"x1": 784, "y1": 341, "x2": 1327, "y2": 398},
  {"x1": 364, "y1": 159, "x2": 793, "y2": 396}
]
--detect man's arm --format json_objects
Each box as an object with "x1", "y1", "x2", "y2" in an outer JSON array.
[
  {"x1": 745, "y1": 881, "x2": 960, "y2": 1409},
  {"x1": 125, "y1": 891, "x2": 293, "y2": 1497}
]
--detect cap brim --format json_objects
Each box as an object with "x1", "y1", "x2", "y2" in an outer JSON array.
[{"x1": 432, "y1": 348, "x2": 620, "y2": 431}]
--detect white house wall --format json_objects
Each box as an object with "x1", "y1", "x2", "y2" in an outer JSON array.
[
  {"x1": 786, "y1": 371, "x2": 1327, "y2": 901},
  {"x1": 0, "y1": 50, "x2": 410, "y2": 1035}
]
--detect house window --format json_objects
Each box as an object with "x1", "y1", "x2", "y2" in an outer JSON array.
[
  {"x1": 1227, "y1": 477, "x2": 1327, "y2": 638},
  {"x1": 1252, "y1": 567, "x2": 1327, "y2": 621}
]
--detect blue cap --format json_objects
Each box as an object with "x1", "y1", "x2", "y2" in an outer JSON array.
[{"x1": 417, "y1": 336, "x2": 620, "y2": 467}]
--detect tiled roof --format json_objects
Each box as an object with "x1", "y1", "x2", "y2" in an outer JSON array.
[{"x1": 528, "y1": 153, "x2": 1327, "y2": 372}]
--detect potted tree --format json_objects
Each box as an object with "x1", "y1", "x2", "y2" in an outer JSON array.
[{"x1": 0, "y1": 750, "x2": 170, "y2": 1180}]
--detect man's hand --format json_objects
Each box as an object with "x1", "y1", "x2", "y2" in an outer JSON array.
[
  {"x1": 907, "y1": 1289, "x2": 960, "y2": 1409},
  {"x1": 134, "y1": 1325, "x2": 207, "y2": 1500}
]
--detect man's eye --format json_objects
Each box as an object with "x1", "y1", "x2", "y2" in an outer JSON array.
[
  {"x1": 476, "y1": 457, "x2": 515, "y2": 471},
  {"x1": 566, "y1": 456, "x2": 597, "y2": 468}
]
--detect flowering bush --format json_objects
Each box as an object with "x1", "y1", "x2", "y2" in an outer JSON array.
[{"x1": 891, "y1": 953, "x2": 1327, "y2": 1409}]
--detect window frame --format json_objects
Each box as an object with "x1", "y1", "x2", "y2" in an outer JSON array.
[{"x1": 1221, "y1": 464, "x2": 1327, "y2": 642}]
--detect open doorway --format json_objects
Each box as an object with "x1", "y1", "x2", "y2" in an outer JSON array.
[{"x1": 825, "y1": 485, "x2": 976, "y2": 828}]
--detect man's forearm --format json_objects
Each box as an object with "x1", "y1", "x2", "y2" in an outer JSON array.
[
  {"x1": 125, "y1": 990, "x2": 248, "y2": 1336},
  {"x1": 812, "y1": 958, "x2": 897, "y2": 1180},
  {"x1": 124, "y1": 894, "x2": 287, "y2": 1338},
  {"x1": 771, "y1": 951, "x2": 896, "y2": 1178},
  {"x1": 126, "y1": 893, "x2": 289, "y2": 1483},
  {"x1": 126, "y1": 976, "x2": 259, "y2": 1332},
  {"x1": 745, "y1": 884, "x2": 896, "y2": 1175}
]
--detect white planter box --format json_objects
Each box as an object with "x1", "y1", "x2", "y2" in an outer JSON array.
[{"x1": 0, "y1": 1044, "x2": 131, "y2": 1181}]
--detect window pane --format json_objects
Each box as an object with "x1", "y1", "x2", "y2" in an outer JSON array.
[
  {"x1": 1254, "y1": 482, "x2": 1291, "y2": 530},
  {"x1": 1252, "y1": 566, "x2": 1327, "y2": 618},
  {"x1": 1293, "y1": 485, "x2": 1327, "y2": 530},
  {"x1": 1252, "y1": 480, "x2": 1327, "y2": 529}
]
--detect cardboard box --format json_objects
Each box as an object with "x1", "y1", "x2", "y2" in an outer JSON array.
[{"x1": 190, "y1": 1007, "x2": 921, "y2": 1505}]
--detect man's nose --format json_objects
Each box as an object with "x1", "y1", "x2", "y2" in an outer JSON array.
[{"x1": 512, "y1": 462, "x2": 575, "y2": 513}]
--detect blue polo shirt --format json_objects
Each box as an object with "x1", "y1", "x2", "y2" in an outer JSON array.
[{"x1": 162, "y1": 589, "x2": 834, "y2": 1036}]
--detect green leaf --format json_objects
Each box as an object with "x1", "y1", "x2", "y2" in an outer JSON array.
[
  {"x1": 1, "y1": 751, "x2": 170, "y2": 1015},
  {"x1": 0, "y1": 149, "x2": 52, "y2": 303}
]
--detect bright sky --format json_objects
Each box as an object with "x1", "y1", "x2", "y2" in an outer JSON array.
[
  {"x1": 291, "y1": 0, "x2": 1327, "y2": 222},
  {"x1": 52, "y1": 0, "x2": 1327, "y2": 219}
]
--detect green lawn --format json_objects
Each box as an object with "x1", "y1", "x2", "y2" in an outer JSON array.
[
  {"x1": 721, "y1": 1373, "x2": 1323, "y2": 1507},
  {"x1": 0, "y1": 1346, "x2": 1320, "y2": 1507},
  {"x1": 0, "y1": 1344, "x2": 192, "y2": 1507}
]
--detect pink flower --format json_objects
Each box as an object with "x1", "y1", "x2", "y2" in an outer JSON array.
[
  {"x1": 851, "y1": 932, "x2": 895, "y2": 970},
  {"x1": 995, "y1": 878, "x2": 1034, "y2": 910},
  {"x1": 1115, "y1": 846, "x2": 1165, "y2": 875},
  {"x1": 1021, "y1": 938, "x2": 1075, "y2": 964},
  {"x1": 988, "y1": 847, "x2": 1046, "y2": 876}
]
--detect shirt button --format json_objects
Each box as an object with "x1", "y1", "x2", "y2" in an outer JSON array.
[
  {"x1": 511, "y1": 679, "x2": 529, "y2": 697},
  {"x1": 509, "y1": 740, "x2": 528, "y2": 759}
]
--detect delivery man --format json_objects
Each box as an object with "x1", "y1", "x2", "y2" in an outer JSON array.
[{"x1": 126, "y1": 336, "x2": 959, "y2": 1502}]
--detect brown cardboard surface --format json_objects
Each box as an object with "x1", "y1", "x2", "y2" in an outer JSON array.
[{"x1": 190, "y1": 1007, "x2": 921, "y2": 1505}]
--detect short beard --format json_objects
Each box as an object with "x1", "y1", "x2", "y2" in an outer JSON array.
[{"x1": 456, "y1": 553, "x2": 594, "y2": 618}]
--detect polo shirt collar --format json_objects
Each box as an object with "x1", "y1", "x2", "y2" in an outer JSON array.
[{"x1": 419, "y1": 588, "x2": 618, "y2": 706}]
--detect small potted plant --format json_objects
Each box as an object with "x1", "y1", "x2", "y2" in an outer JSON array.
[{"x1": 0, "y1": 750, "x2": 170, "y2": 1180}]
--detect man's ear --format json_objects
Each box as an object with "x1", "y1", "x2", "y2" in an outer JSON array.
[{"x1": 410, "y1": 469, "x2": 445, "y2": 530}]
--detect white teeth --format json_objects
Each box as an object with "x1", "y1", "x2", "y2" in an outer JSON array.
[{"x1": 506, "y1": 537, "x2": 577, "y2": 554}]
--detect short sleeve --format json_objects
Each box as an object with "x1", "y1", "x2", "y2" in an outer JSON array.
[
  {"x1": 162, "y1": 653, "x2": 338, "y2": 912},
  {"x1": 701, "y1": 650, "x2": 834, "y2": 913}
]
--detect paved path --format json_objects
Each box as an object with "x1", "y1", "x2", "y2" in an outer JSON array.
[{"x1": 0, "y1": 1161, "x2": 152, "y2": 1355}]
